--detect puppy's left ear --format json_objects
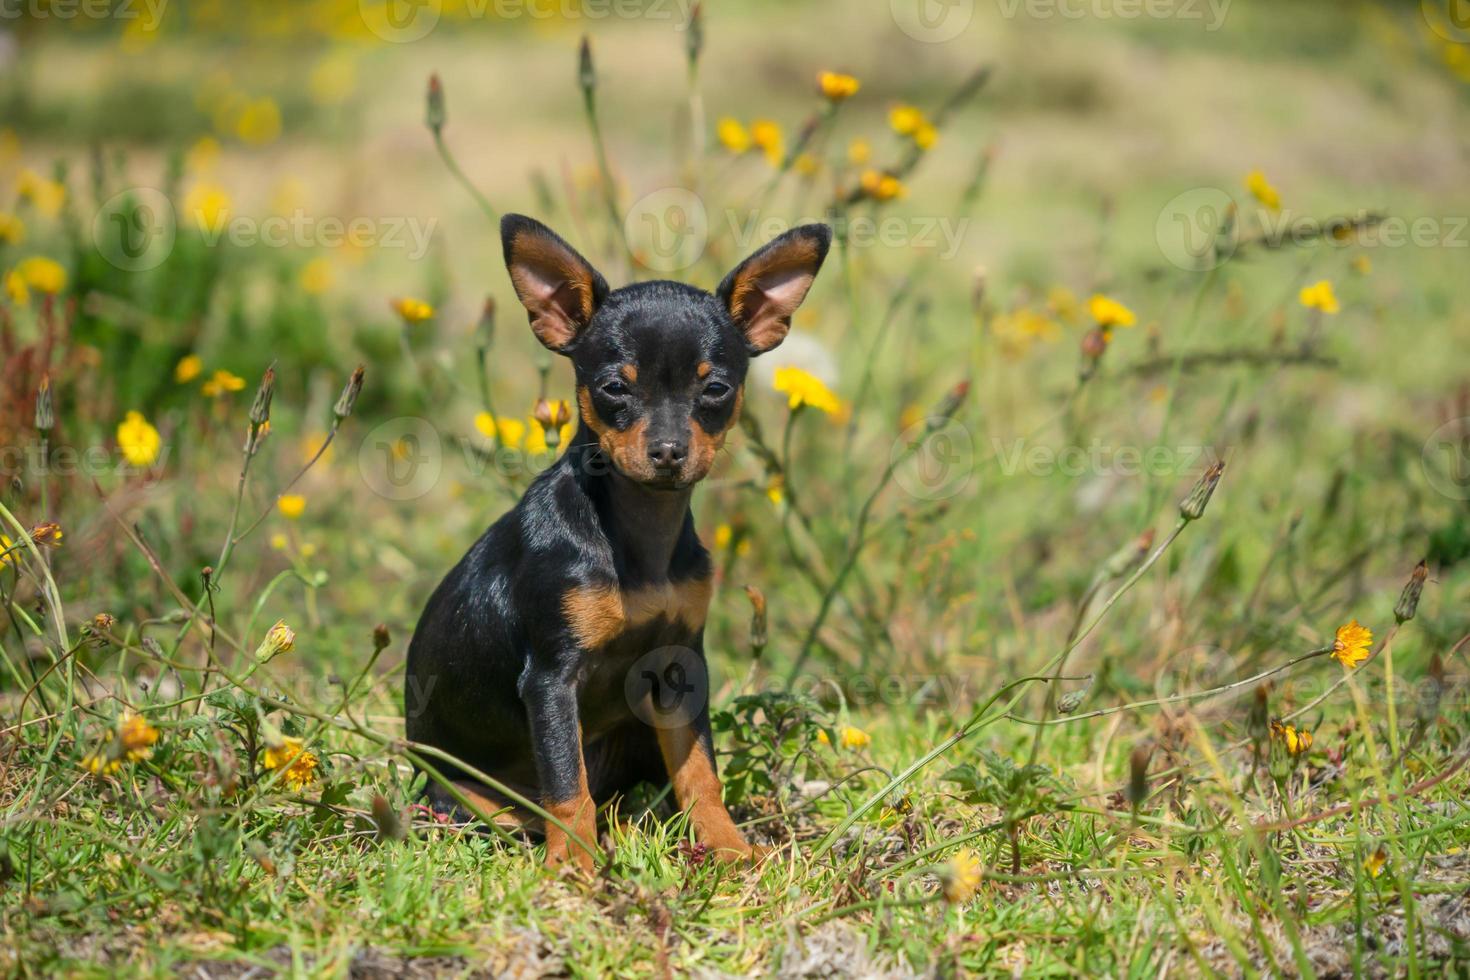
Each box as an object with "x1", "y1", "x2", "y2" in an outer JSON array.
[{"x1": 717, "y1": 224, "x2": 831, "y2": 355}]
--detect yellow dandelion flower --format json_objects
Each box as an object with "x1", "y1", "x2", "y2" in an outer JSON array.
[
  {"x1": 839, "y1": 725, "x2": 870, "y2": 749},
  {"x1": 1331, "y1": 619, "x2": 1373, "y2": 669},
  {"x1": 793, "y1": 153, "x2": 820, "y2": 177},
  {"x1": 766, "y1": 475, "x2": 784, "y2": 506},
  {"x1": 913, "y1": 122, "x2": 939, "y2": 151},
  {"x1": 277, "y1": 494, "x2": 306, "y2": 520},
  {"x1": 817, "y1": 71, "x2": 861, "y2": 101},
  {"x1": 0, "y1": 534, "x2": 15, "y2": 567},
  {"x1": 184, "y1": 183, "x2": 232, "y2": 234},
  {"x1": 1299, "y1": 279, "x2": 1340, "y2": 315},
  {"x1": 476, "y1": 412, "x2": 527, "y2": 451},
  {"x1": 859, "y1": 170, "x2": 905, "y2": 201},
  {"x1": 1269, "y1": 720, "x2": 1313, "y2": 756},
  {"x1": 773, "y1": 366, "x2": 842, "y2": 415},
  {"x1": 262, "y1": 736, "x2": 318, "y2": 791},
  {"x1": 270, "y1": 533, "x2": 289, "y2": 550},
  {"x1": 944, "y1": 848, "x2": 983, "y2": 903},
  {"x1": 750, "y1": 119, "x2": 784, "y2": 167},
  {"x1": 525, "y1": 401, "x2": 575, "y2": 453},
  {"x1": 236, "y1": 97, "x2": 282, "y2": 145},
  {"x1": 175, "y1": 354, "x2": 204, "y2": 384},
  {"x1": 4, "y1": 268, "x2": 27, "y2": 306},
  {"x1": 713, "y1": 524, "x2": 734, "y2": 550},
  {"x1": 118, "y1": 712, "x2": 159, "y2": 761},
  {"x1": 889, "y1": 104, "x2": 925, "y2": 137},
  {"x1": 816, "y1": 729, "x2": 830, "y2": 745},
  {"x1": 15, "y1": 256, "x2": 66, "y2": 295},
  {"x1": 81, "y1": 750, "x2": 123, "y2": 776},
  {"x1": 299, "y1": 257, "x2": 334, "y2": 295},
  {"x1": 847, "y1": 138, "x2": 871, "y2": 166},
  {"x1": 116, "y1": 411, "x2": 162, "y2": 467},
  {"x1": 1364, "y1": 845, "x2": 1387, "y2": 879},
  {"x1": 16, "y1": 170, "x2": 66, "y2": 218},
  {"x1": 0, "y1": 211, "x2": 25, "y2": 245},
  {"x1": 255, "y1": 620, "x2": 296, "y2": 663},
  {"x1": 1352, "y1": 255, "x2": 1372, "y2": 276},
  {"x1": 1244, "y1": 170, "x2": 1281, "y2": 211},
  {"x1": 717, "y1": 117, "x2": 752, "y2": 155},
  {"x1": 1088, "y1": 294, "x2": 1136, "y2": 330},
  {"x1": 201, "y1": 369, "x2": 246, "y2": 398},
  {"x1": 391, "y1": 296, "x2": 434, "y2": 324}
]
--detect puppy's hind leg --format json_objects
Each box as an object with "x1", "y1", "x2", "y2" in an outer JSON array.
[{"x1": 424, "y1": 778, "x2": 538, "y2": 835}]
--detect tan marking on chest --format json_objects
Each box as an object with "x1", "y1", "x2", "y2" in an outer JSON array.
[{"x1": 562, "y1": 578, "x2": 713, "y2": 650}]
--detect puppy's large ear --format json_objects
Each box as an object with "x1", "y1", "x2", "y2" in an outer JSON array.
[
  {"x1": 717, "y1": 224, "x2": 832, "y2": 355},
  {"x1": 501, "y1": 214, "x2": 609, "y2": 352}
]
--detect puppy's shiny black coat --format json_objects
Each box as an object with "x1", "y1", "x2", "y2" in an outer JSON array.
[{"x1": 405, "y1": 214, "x2": 831, "y2": 869}]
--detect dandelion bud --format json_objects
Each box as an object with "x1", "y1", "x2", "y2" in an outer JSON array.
[
  {"x1": 373, "y1": 623, "x2": 391, "y2": 652},
  {"x1": 1126, "y1": 743, "x2": 1152, "y2": 810},
  {"x1": 372, "y1": 794, "x2": 406, "y2": 842},
  {"x1": 477, "y1": 296, "x2": 496, "y2": 352},
  {"x1": 578, "y1": 36, "x2": 596, "y2": 104},
  {"x1": 254, "y1": 619, "x2": 296, "y2": 664},
  {"x1": 1180, "y1": 460, "x2": 1225, "y2": 522},
  {"x1": 334, "y1": 365, "x2": 365, "y2": 421},
  {"x1": 927, "y1": 380, "x2": 970, "y2": 430},
  {"x1": 744, "y1": 585, "x2": 767, "y2": 656},
  {"x1": 684, "y1": 2, "x2": 703, "y2": 71},
  {"x1": 1102, "y1": 528, "x2": 1154, "y2": 580},
  {"x1": 35, "y1": 375, "x2": 53, "y2": 432},
  {"x1": 1394, "y1": 560, "x2": 1427, "y2": 624},
  {"x1": 250, "y1": 364, "x2": 276, "y2": 427},
  {"x1": 426, "y1": 73, "x2": 445, "y2": 137},
  {"x1": 30, "y1": 522, "x2": 62, "y2": 548},
  {"x1": 1057, "y1": 673, "x2": 1094, "y2": 714}
]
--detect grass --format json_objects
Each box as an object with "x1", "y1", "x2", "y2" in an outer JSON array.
[{"x1": 3, "y1": 1, "x2": 1470, "y2": 975}]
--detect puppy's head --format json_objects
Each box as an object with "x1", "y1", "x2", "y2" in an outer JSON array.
[{"x1": 501, "y1": 214, "x2": 831, "y2": 490}]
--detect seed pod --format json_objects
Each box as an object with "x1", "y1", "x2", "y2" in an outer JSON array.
[
  {"x1": 250, "y1": 364, "x2": 276, "y2": 427},
  {"x1": 1180, "y1": 460, "x2": 1225, "y2": 522},
  {"x1": 373, "y1": 623, "x2": 391, "y2": 652},
  {"x1": 35, "y1": 375, "x2": 53, "y2": 432},
  {"x1": 684, "y1": 2, "x2": 703, "y2": 71},
  {"x1": 426, "y1": 73, "x2": 445, "y2": 136},
  {"x1": 1126, "y1": 743, "x2": 1152, "y2": 809},
  {"x1": 1394, "y1": 560, "x2": 1428, "y2": 625},
  {"x1": 578, "y1": 37, "x2": 596, "y2": 103},
  {"x1": 372, "y1": 794, "x2": 407, "y2": 842},
  {"x1": 744, "y1": 585, "x2": 767, "y2": 657},
  {"x1": 927, "y1": 380, "x2": 970, "y2": 430},
  {"x1": 334, "y1": 365, "x2": 365, "y2": 421}
]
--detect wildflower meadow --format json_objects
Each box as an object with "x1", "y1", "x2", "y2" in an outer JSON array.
[{"x1": 2, "y1": 1, "x2": 1470, "y2": 975}]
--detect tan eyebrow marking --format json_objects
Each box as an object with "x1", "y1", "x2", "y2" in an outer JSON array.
[
  {"x1": 696, "y1": 361, "x2": 712, "y2": 379},
  {"x1": 620, "y1": 364, "x2": 638, "y2": 383}
]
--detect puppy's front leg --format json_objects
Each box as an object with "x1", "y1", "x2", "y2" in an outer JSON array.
[
  {"x1": 656, "y1": 706, "x2": 753, "y2": 862},
  {"x1": 522, "y1": 666, "x2": 597, "y2": 873}
]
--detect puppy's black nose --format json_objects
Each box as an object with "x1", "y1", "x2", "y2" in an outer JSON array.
[{"x1": 648, "y1": 441, "x2": 687, "y2": 470}]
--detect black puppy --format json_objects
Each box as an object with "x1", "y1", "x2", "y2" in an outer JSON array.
[{"x1": 405, "y1": 214, "x2": 831, "y2": 871}]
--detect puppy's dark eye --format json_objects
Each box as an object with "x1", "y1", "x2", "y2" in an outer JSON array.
[
  {"x1": 601, "y1": 380, "x2": 630, "y2": 398},
  {"x1": 703, "y1": 381, "x2": 732, "y2": 399}
]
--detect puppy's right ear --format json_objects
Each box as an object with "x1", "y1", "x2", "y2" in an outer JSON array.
[{"x1": 501, "y1": 214, "x2": 609, "y2": 353}]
